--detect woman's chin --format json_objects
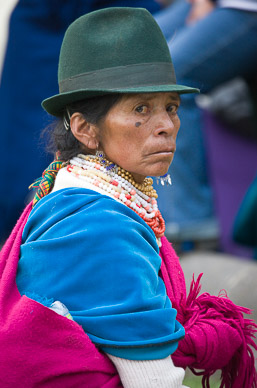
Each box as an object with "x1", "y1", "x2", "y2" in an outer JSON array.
[
  {"x1": 150, "y1": 163, "x2": 171, "y2": 178},
  {"x1": 129, "y1": 161, "x2": 172, "y2": 182}
]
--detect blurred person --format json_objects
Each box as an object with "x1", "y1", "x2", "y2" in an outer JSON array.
[
  {"x1": 154, "y1": 0, "x2": 257, "y2": 242},
  {"x1": 0, "y1": 0, "x2": 162, "y2": 243},
  {"x1": 233, "y1": 173, "x2": 257, "y2": 260}
]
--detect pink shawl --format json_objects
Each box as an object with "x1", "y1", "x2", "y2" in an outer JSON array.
[
  {"x1": 159, "y1": 238, "x2": 257, "y2": 388},
  {"x1": 0, "y1": 203, "x2": 256, "y2": 387}
]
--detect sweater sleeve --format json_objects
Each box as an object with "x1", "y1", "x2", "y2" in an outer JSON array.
[
  {"x1": 16, "y1": 188, "x2": 185, "y2": 360},
  {"x1": 107, "y1": 354, "x2": 188, "y2": 388}
]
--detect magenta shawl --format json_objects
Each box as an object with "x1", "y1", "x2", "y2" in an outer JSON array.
[{"x1": 0, "y1": 202, "x2": 256, "y2": 387}]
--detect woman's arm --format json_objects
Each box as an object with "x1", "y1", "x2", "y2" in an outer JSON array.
[
  {"x1": 18, "y1": 188, "x2": 185, "y2": 360},
  {"x1": 49, "y1": 299, "x2": 188, "y2": 388},
  {"x1": 186, "y1": 0, "x2": 216, "y2": 24}
]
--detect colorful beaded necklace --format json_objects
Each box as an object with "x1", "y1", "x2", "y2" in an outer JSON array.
[{"x1": 67, "y1": 154, "x2": 165, "y2": 242}]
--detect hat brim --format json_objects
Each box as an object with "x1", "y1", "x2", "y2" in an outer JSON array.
[{"x1": 42, "y1": 84, "x2": 199, "y2": 117}]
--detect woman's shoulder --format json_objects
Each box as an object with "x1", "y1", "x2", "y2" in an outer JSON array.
[
  {"x1": 30, "y1": 186, "x2": 146, "y2": 223},
  {"x1": 23, "y1": 187, "x2": 157, "y2": 246}
]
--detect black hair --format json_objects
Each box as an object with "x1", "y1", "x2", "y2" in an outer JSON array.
[{"x1": 46, "y1": 94, "x2": 122, "y2": 161}]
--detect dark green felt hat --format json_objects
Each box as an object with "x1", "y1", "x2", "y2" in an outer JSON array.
[{"x1": 42, "y1": 7, "x2": 199, "y2": 116}]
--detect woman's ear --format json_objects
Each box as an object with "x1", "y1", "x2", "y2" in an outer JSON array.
[{"x1": 70, "y1": 112, "x2": 99, "y2": 150}]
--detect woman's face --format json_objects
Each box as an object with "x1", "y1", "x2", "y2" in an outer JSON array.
[{"x1": 98, "y1": 92, "x2": 181, "y2": 183}]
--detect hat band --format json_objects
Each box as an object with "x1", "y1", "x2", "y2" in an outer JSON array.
[{"x1": 59, "y1": 62, "x2": 177, "y2": 93}]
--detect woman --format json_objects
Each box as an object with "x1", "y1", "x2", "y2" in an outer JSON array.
[{"x1": 0, "y1": 7, "x2": 256, "y2": 388}]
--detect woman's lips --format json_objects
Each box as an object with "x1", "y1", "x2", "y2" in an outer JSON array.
[{"x1": 150, "y1": 149, "x2": 175, "y2": 155}]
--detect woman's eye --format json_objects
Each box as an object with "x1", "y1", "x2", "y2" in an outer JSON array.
[
  {"x1": 135, "y1": 105, "x2": 148, "y2": 114},
  {"x1": 167, "y1": 104, "x2": 179, "y2": 114}
]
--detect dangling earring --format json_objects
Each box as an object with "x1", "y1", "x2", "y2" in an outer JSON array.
[
  {"x1": 95, "y1": 149, "x2": 117, "y2": 173},
  {"x1": 156, "y1": 173, "x2": 172, "y2": 186},
  {"x1": 63, "y1": 108, "x2": 71, "y2": 131},
  {"x1": 95, "y1": 149, "x2": 106, "y2": 161}
]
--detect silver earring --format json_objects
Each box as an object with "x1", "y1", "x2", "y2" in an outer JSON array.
[{"x1": 156, "y1": 174, "x2": 172, "y2": 186}]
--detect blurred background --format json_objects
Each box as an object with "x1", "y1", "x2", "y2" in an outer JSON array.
[{"x1": 0, "y1": 1, "x2": 256, "y2": 386}]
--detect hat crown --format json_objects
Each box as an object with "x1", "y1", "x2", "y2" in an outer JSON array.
[
  {"x1": 58, "y1": 7, "x2": 172, "y2": 83},
  {"x1": 42, "y1": 7, "x2": 198, "y2": 116}
]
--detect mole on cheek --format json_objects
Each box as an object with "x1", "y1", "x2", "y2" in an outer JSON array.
[{"x1": 135, "y1": 122, "x2": 142, "y2": 127}]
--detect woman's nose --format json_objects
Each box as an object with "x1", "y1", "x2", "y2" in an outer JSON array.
[{"x1": 153, "y1": 111, "x2": 175, "y2": 136}]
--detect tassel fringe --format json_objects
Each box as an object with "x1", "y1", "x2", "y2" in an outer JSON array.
[{"x1": 175, "y1": 274, "x2": 257, "y2": 388}]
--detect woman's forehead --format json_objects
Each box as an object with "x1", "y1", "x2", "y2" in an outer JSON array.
[{"x1": 121, "y1": 92, "x2": 181, "y2": 103}]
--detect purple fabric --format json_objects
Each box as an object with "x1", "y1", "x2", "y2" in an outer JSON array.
[
  {"x1": 0, "y1": 204, "x2": 256, "y2": 387},
  {"x1": 203, "y1": 112, "x2": 257, "y2": 258}
]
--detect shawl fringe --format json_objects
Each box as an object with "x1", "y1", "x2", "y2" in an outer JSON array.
[{"x1": 178, "y1": 273, "x2": 257, "y2": 388}]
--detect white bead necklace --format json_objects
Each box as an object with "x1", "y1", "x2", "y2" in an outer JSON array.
[
  {"x1": 66, "y1": 154, "x2": 165, "y2": 241},
  {"x1": 69, "y1": 155, "x2": 158, "y2": 219}
]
